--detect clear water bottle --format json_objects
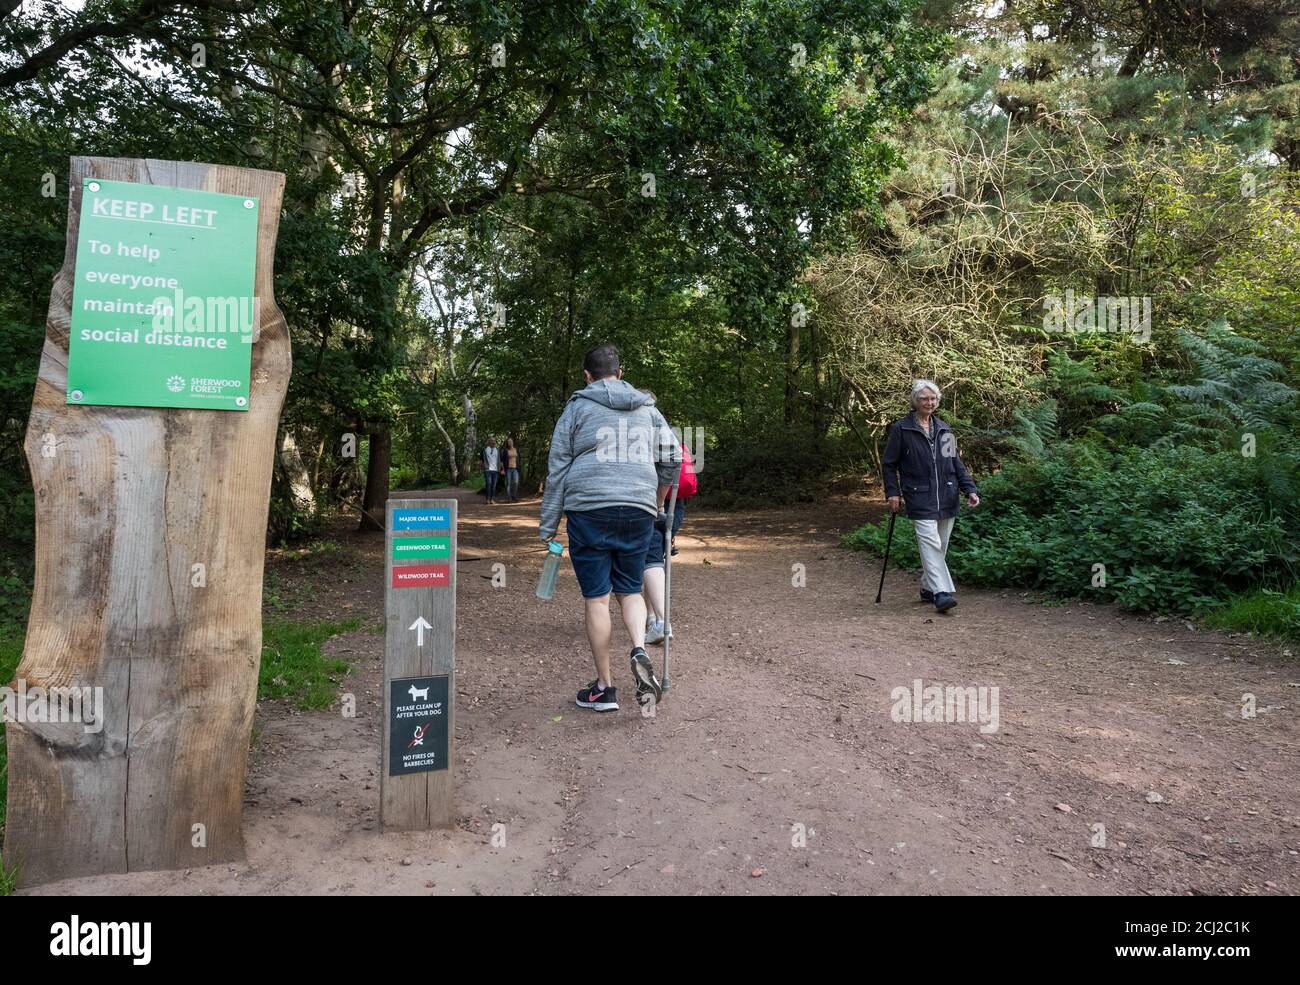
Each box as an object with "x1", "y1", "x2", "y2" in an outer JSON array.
[{"x1": 536, "y1": 540, "x2": 564, "y2": 599}]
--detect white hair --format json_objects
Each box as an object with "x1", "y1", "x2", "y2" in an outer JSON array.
[{"x1": 910, "y1": 379, "x2": 942, "y2": 408}]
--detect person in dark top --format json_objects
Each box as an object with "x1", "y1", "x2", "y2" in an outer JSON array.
[{"x1": 880, "y1": 379, "x2": 980, "y2": 614}]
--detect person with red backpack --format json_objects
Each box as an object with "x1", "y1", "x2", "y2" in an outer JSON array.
[{"x1": 643, "y1": 427, "x2": 696, "y2": 645}]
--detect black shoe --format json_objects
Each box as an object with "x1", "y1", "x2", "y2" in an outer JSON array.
[
  {"x1": 920, "y1": 588, "x2": 934, "y2": 602},
  {"x1": 630, "y1": 647, "x2": 663, "y2": 705},
  {"x1": 934, "y1": 592, "x2": 957, "y2": 613},
  {"x1": 576, "y1": 680, "x2": 619, "y2": 711}
]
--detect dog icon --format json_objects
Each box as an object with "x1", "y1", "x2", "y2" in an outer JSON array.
[{"x1": 408, "y1": 684, "x2": 429, "y2": 702}]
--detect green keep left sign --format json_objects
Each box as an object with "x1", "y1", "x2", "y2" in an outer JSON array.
[{"x1": 66, "y1": 178, "x2": 260, "y2": 411}]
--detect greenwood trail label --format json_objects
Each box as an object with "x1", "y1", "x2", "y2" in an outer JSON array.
[{"x1": 391, "y1": 536, "x2": 450, "y2": 561}]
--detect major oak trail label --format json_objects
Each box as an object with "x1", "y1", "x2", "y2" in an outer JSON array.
[
  {"x1": 66, "y1": 178, "x2": 260, "y2": 411},
  {"x1": 392, "y1": 508, "x2": 451, "y2": 531}
]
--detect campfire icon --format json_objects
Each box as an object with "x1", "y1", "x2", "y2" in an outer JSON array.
[{"x1": 407, "y1": 721, "x2": 432, "y2": 749}]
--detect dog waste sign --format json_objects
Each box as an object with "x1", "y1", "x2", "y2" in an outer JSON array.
[
  {"x1": 66, "y1": 178, "x2": 260, "y2": 411},
  {"x1": 388, "y1": 676, "x2": 450, "y2": 775}
]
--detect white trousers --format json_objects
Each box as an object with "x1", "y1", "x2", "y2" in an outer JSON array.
[{"x1": 914, "y1": 517, "x2": 956, "y2": 594}]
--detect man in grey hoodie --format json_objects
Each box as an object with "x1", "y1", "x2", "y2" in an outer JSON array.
[{"x1": 540, "y1": 343, "x2": 681, "y2": 713}]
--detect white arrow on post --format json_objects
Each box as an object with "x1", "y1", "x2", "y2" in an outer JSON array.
[{"x1": 409, "y1": 616, "x2": 432, "y2": 647}]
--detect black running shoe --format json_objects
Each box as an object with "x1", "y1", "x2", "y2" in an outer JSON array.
[
  {"x1": 576, "y1": 680, "x2": 619, "y2": 711},
  {"x1": 630, "y1": 647, "x2": 663, "y2": 705},
  {"x1": 920, "y1": 588, "x2": 935, "y2": 602},
  {"x1": 934, "y1": 592, "x2": 958, "y2": 613}
]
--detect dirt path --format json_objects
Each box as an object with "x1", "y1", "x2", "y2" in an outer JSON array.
[{"x1": 26, "y1": 491, "x2": 1300, "y2": 896}]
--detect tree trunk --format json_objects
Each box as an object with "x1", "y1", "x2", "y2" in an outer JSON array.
[
  {"x1": 784, "y1": 315, "x2": 801, "y2": 426},
  {"x1": 810, "y1": 319, "x2": 828, "y2": 445},
  {"x1": 461, "y1": 394, "x2": 477, "y2": 482},
  {"x1": 278, "y1": 427, "x2": 317, "y2": 517},
  {"x1": 4, "y1": 157, "x2": 290, "y2": 888},
  {"x1": 430, "y1": 403, "x2": 461, "y2": 484},
  {"x1": 360, "y1": 429, "x2": 390, "y2": 531}
]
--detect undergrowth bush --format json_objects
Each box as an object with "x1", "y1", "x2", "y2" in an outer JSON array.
[
  {"x1": 695, "y1": 432, "x2": 839, "y2": 509},
  {"x1": 1203, "y1": 587, "x2": 1300, "y2": 640},
  {"x1": 845, "y1": 442, "x2": 1297, "y2": 614}
]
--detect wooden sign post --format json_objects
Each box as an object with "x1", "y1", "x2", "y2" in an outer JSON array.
[
  {"x1": 4, "y1": 157, "x2": 289, "y2": 887},
  {"x1": 382, "y1": 498, "x2": 458, "y2": 830}
]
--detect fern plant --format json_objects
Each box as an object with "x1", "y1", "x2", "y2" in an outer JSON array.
[
  {"x1": 1158, "y1": 319, "x2": 1298, "y2": 447},
  {"x1": 892, "y1": 319, "x2": 1300, "y2": 616}
]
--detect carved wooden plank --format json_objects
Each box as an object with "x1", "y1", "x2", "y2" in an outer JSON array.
[{"x1": 3, "y1": 157, "x2": 289, "y2": 887}]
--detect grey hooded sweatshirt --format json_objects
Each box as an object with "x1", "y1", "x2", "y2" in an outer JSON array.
[{"x1": 539, "y1": 378, "x2": 682, "y2": 540}]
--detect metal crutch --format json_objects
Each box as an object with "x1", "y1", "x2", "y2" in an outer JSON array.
[{"x1": 661, "y1": 472, "x2": 680, "y2": 692}]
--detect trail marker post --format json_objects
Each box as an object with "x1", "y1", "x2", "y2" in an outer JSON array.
[{"x1": 382, "y1": 498, "x2": 458, "y2": 830}]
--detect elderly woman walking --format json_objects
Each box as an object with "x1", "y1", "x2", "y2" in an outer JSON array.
[{"x1": 880, "y1": 379, "x2": 980, "y2": 613}]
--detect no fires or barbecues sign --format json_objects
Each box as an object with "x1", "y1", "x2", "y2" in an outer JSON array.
[{"x1": 388, "y1": 675, "x2": 449, "y2": 776}]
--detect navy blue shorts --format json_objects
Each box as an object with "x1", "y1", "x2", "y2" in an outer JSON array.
[
  {"x1": 565, "y1": 506, "x2": 655, "y2": 598},
  {"x1": 644, "y1": 500, "x2": 685, "y2": 569}
]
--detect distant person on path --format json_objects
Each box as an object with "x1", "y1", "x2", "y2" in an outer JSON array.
[
  {"x1": 539, "y1": 344, "x2": 682, "y2": 712},
  {"x1": 482, "y1": 436, "x2": 500, "y2": 505},
  {"x1": 640, "y1": 395, "x2": 697, "y2": 644},
  {"x1": 880, "y1": 379, "x2": 980, "y2": 613},
  {"x1": 505, "y1": 437, "x2": 520, "y2": 501}
]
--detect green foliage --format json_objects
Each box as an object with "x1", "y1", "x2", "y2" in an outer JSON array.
[
  {"x1": 390, "y1": 462, "x2": 421, "y2": 490},
  {"x1": 1204, "y1": 587, "x2": 1300, "y2": 642},
  {"x1": 844, "y1": 512, "x2": 921, "y2": 566},
  {"x1": 0, "y1": 621, "x2": 24, "y2": 863},
  {"x1": 1157, "y1": 323, "x2": 1298, "y2": 444},
  {"x1": 0, "y1": 111, "x2": 62, "y2": 586},
  {"x1": 962, "y1": 324, "x2": 1300, "y2": 616},
  {"x1": 966, "y1": 397, "x2": 1061, "y2": 463},
  {"x1": 0, "y1": 0, "x2": 1297, "y2": 594},
  {"x1": 847, "y1": 442, "x2": 1298, "y2": 613},
  {"x1": 813, "y1": 0, "x2": 1300, "y2": 479},
  {"x1": 0, "y1": 572, "x2": 30, "y2": 629},
  {"x1": 267, "y1": 480, "x2": 327, "y2": 546},
  {"x1": 258, "y1": 617, "x2": 362, "y2": 711},
  {"x1": 262, "y1": 539, "x2": 351, "y2": 610},
  {"x1": 1007, "y1": 323, "x2": 1300, "y2": 452},
  {"x1": 694, "y1": 431, "x2": 837, "y2": 509}
]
